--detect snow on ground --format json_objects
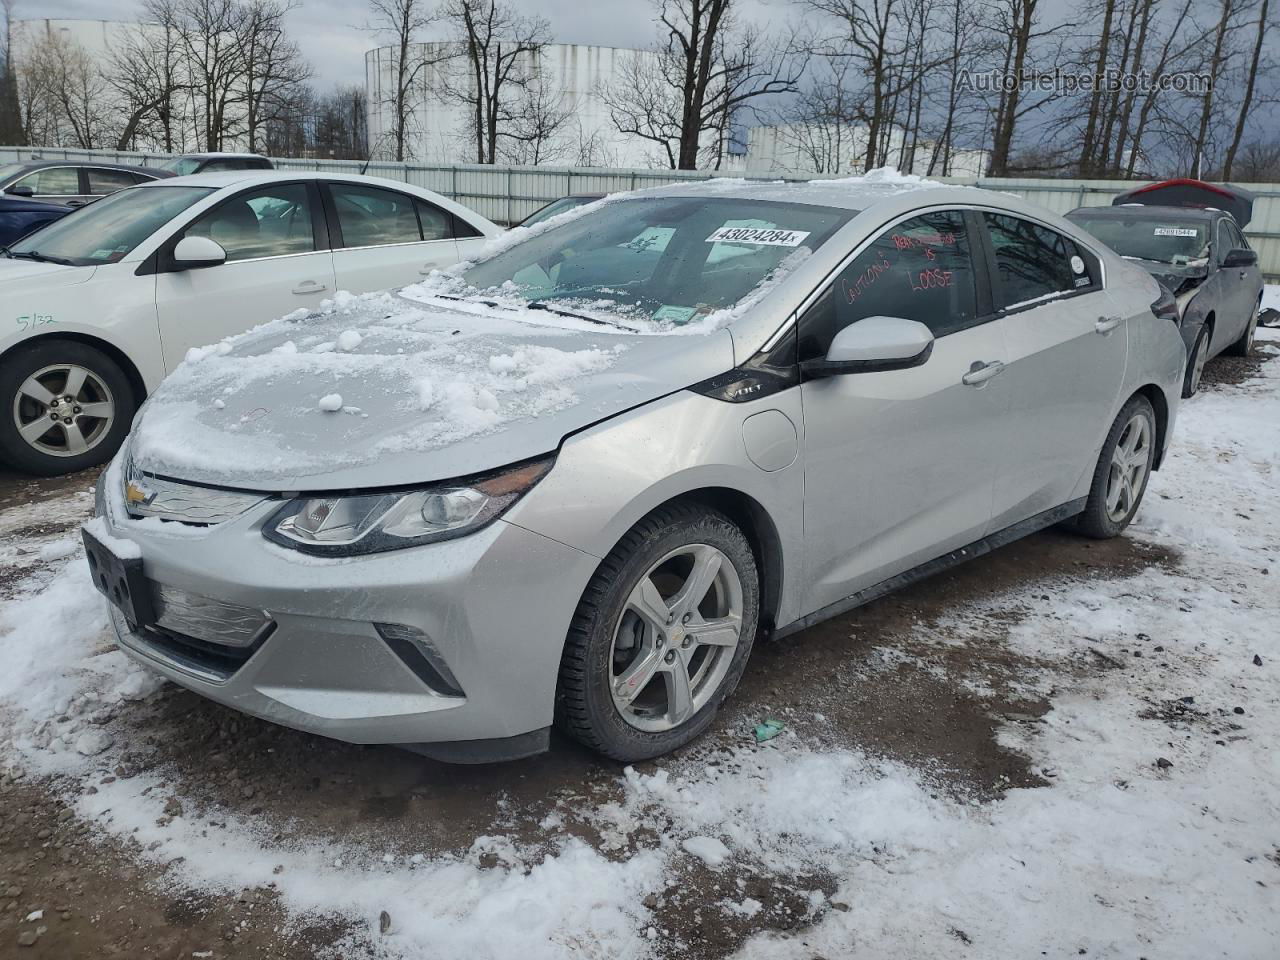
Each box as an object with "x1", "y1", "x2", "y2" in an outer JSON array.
[{"x1": 0, "y1": 333, "x2": 1278, "y2": 958}]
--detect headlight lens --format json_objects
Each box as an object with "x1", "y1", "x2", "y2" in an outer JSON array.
[{"x1": 264, "y1": 457, "x2": 554, "y2": 556}]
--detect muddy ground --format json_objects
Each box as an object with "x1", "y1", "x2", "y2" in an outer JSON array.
[{"x1": 0, "y1": 346, "x2": 1270, "y2": 959}]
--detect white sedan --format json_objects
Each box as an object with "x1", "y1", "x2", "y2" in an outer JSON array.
[{"x1": 0, "y1": 171, "x2": 499, "y2": 474}]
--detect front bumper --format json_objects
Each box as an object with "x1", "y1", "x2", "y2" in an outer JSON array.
[{"x1": 96, "y1": 466, "x2": 600, "y2": 756}]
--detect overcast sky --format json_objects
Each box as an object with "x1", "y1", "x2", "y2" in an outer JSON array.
[{"x1": 14, "y1": 0, "x2": 785, "y2": 92}]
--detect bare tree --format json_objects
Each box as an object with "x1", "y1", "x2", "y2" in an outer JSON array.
[
  {"x1": 927, "y1": 0, "x2": 994, "y2": 175},
  {"x1": 365, "y1": 0, "x2": 440, "y2": 161},
  {"x1": 1190, "y1": 0, "x2": 1237, "y2": 177},
  {"x1": 439, "y1": 0, "x2": 551, "y2": 165},
  {"x1": 174, "y1": 0, "x2": 249, "y2": 150},
  {"x1": 18, "y1": 30, "x2": 112, "y2": 148},
  {"x1": 106, "y1": 0, "x2": 189, "y2": 151},
  {"x1": 0, "y1": 0, "x2": 25, "y2": 145},
  {"x1": 240, "y1": 0, "x2": 311, "y2": 152},
  {"x1": 602, "y1": 0, "x2": 801, "y2": 170},
  {"x1": 496, "y1": 74, "x2": 571, "y2": 164},
  {"x1": 984, "y1": 0, "x2": 1067, "y2": 176},
  {"x1": 1222, "y1": 0, "x2": 1270, "y2": 178},
  {"x1": 774, "y1": 55, "x2": 860, "y2": 173}
]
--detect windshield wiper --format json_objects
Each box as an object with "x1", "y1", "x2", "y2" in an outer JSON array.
[
  {"x1": 526, "y1": 301, "x2": 641, "y2": 331},
  {"x1": 8, "y1": 250, "x2": 75, "y2": 265},
  {"x1": 438, "y1": 293, "x2": 639, "y2": 331}
]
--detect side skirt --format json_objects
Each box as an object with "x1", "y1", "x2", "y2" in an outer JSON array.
[{"x1": 772, "y1": 497, "x2": 1088, "y2": 641}]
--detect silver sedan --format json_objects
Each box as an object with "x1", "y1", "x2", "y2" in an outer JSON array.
[{"x1": 84, "y1": 178, "x2": 1186, "y2": 762}]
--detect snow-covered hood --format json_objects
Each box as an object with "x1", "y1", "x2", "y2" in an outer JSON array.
[
  {"x1": 0, "y1": 259, "x2": 97, "y2": 286},
  {"x1": 128, "y1": 291, "x2": 736, "y2": 491}
]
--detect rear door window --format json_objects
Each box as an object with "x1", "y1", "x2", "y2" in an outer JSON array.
[
  {"x1": 983, "y1": 213, "x2": 1094, "y2": 309},
  {"x1": 87, "y1": 168, "x2": 139, "y2": 195},
  {"x1": 415, "y1": 199, "x2": 453, "y2": 241},
  {"x1": 330, "y1": 183, "x2": 422, "y2": 247}
]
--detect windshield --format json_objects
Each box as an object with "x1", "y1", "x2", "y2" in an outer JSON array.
[
  {"x1": 162, "y1": 157, "x2": 201, "y2": 175},
  {"x1": 9, "y1": 185, "x2": 215, "y2": 266},
  {"x1": 1070, "y1": 214, "x2": 1210, "y2": 265},
  {"x1": 460, "y1": 197, "x2": 852, "y2": 329},
  {"x1": 0, "y1": 164, "x2": 25, "y2": 184}
]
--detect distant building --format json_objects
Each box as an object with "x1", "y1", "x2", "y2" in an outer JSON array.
[
  {"x1": 365, "y1": 42, "x2": 684, "y2": 168},
  {"x1": 744, "y1": 123, "x2": 988, "y2": 178}
]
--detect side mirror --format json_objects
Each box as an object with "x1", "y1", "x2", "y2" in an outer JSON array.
[
  {"x1": 172, "y1": 235, "x2": 226, "y2": 269},
  {"x1": 801, "y1": 316, "x2": 935, "y2": 378},
  {"x1": 6, "y1": 184, "x2": 35, "y2": 197},
  {"x1": 1222, "y1": 248, "x2": 1257, "y2": 269}
]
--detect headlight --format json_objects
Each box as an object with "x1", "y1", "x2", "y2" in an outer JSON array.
[{"x1": 263, "y1": 456, "x2": 554, "y2": 556}]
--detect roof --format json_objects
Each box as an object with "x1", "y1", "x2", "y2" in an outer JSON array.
[
  {"x1": 177, "y1": 152, "x2": 270, "y2": 160},
  {"x1": 4, "y1": 160, "x2": 166, "y2": 175},
  {"x1": 640, "y1": 171, "x2": 980, "y2": 212},
  {"x1": 137, "y1": 170, "x2": 422, "y2": 190}
]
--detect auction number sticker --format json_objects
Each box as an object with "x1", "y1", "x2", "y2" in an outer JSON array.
[
  {"x1": 1154, "y1": 227, "x2": 1198, "y2": 237},
  {"x1": 706, "y1": 226, "x2": 811, "y2": 246}
]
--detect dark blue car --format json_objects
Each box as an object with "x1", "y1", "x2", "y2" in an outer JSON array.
[{"x1": 0, "y1": 194, "x2": 71, "y2": 248}]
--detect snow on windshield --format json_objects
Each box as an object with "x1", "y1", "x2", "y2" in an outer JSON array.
[{"x1": 401, "y1": 167, "x2": 937, "y2": 334}]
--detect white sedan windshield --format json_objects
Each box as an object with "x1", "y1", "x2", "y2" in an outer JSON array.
[
  {"x1": 8, "y1": 185, "x2": 214, "y2": 266},
  {"x1": 461, "y1": 197, "x2": 852, "y2": 328}
]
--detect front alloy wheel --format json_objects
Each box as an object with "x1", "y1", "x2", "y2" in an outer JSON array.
[
  {"x1": 0, "y1": 340, "x2": 135, "y2": 476},
  {"x1": 609, "y1": 543, "x2": 745, "y2": 732},
  {"x1": 557, "y1": 503, "x2": 760, "y2": 761},
  {"x1": 13, "y1": 363, "x2": 116, "y2": 459}
]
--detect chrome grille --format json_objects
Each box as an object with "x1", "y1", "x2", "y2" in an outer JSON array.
[
  {"x1": 124, "y1": 462, "x2": 267, "y2": 524},
  {"x1": 152, "y1": 584, "x2": 271, "y2": 648}
]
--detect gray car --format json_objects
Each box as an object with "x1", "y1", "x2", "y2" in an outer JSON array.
[
  {"x1": 1067, "y1": 180, "x2": 1262, "y2": 398},
  {"x1": 83, "y1": 179, "x2": 1186, "y2": 763}
]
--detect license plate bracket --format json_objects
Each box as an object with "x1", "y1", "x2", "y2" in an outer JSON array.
[{"x1": 82, "y1": 527, "x2": 155, "y2": 629}]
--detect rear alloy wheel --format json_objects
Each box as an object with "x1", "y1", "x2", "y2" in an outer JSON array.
[
  {"x1": 557, "y1": 503, "x2": 759, "y2": 761},
  {"x1": 1226, "y1": 301, "x2": 1259, "y2": 357},
  {"x1": 1073, "y1": 395, "x2": 1157, "y2": 540},
  {"x1": 0, "y1": 341, "x2": 135, "y2": 475},
  {"x1": 1182, "y1": 325, "x2": 1210, "y2": 398}
]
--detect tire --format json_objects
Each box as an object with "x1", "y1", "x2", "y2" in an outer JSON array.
[
  {"x1": 1182, "y1": 324, "x2": 1210, "y2": 398},
  {"x1": 0, "y1": 340, "x2": 136, "y2": 476},
  {"x1": 1073, "y1": 395, "x2": 1157, "y2": 540},
  {"x1": 1225, "y1": 300, "x2": 1259, "y2": 357},
  {"x1": 556, "y1": 502, "x2": 760, "y2": 761}
]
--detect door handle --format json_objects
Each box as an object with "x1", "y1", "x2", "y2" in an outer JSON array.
[
  {"x1": 292, "y1": 281, "x2": 327, "y2": 295},
  {"x1": 962, "y1": 360, "x2": 1005, "y2": 386},
  {"x1": 1095, "y1": 315, "x2": 1123, "y2": 334}
]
